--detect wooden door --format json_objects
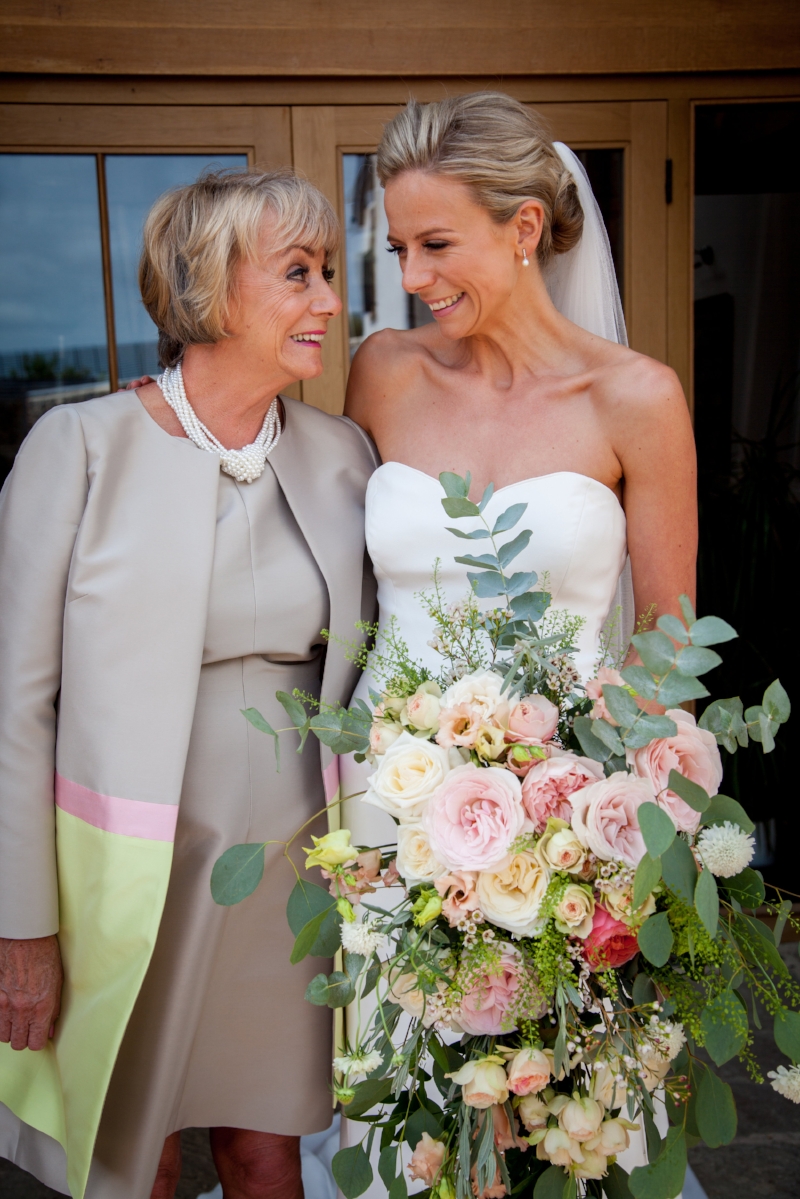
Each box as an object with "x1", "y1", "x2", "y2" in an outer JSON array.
[{"x1": 292, "y1": 102, "x2": 669, "y2": 413}]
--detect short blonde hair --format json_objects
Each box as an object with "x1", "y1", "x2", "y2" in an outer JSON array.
[
  {"x1": 139, "y1": 167, "x2": 340, "y2": 367},
  {"x1": 377, "y1": 92, "x2": 583, "y2": 264}
]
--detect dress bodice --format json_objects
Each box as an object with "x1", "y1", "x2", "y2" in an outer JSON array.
[{"x1": 364, "y1": 463, "x2": 627, "y2": 683}]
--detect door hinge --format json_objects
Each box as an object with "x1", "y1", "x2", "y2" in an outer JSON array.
[{"x1": 665, "y1": 158, "x2": 673, "y2": 205}]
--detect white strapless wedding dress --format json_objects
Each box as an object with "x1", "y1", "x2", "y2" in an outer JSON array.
[{"x1": 337, "y1": 464, "x2": 677, "y2": 1198}]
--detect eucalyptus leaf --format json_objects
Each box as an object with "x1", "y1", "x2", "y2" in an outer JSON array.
[
  {"x1": 590, "y1": 717, "x2": 626, "y2": 756},
  {"x1": 602, "y1": 684, "x2": 640, "y2": 726},
  {"x1": 688, "y1": 615, "x2": 738, "y2": 647},
  {"x1": 638, "y1": 911, "x2": 674, "y2": 967},
  {"x1": 242, "y1": 707, "x2": 280, "y2": 770},
  {"x1": 654, "y1": 672, "x2": 709, "y2": 708},
  {"x1": 332, "y1": 1144, "x2": 374, "y2": 1198},
  {"x1": 676, "y1": 645, "x2": 722, "y2": 676},
  {"x1": 763, "y1": 678, "x2": 791, "y2": 723},
  {"x1": 642, "y1": 1105, "x2": 662, "y2": 1163},
  {"x1": 510, "y1": 591, "x2": 550, "y2": 622},
  {"x1": 492, "y1": 502, "x2": 527, "y2": 534},
  {"x1": 468, "y1": 570, "x2": 505, "y2": 598},
  {"x1": 656, "y1": 614, "x2": 690, "y2": 643},
  {"x1": 604, "y1": 1163, "x2": 635, "y2": 1199},
  {"x1": 700, "y1": 992, "x2": 747, "y2": 1064},
  {"x1": 573, "y1": 715, "x2": 612, "y2": 763},
  {"x1": 478, "y1": 481, "x2": 495, "y2": 512},
  {"x1": 666, "y1": 769, "x2": 710, "y2": 813},
  {"x1": 623, "y1": 714, "x2": 678, "y2": 749},
  {"x1": 639, "y1": 803, "x2": 677, "y2": 858},
  {"x1": 733, "y1": 912, "x2": 789, "y2": 976},
  {"x1": 441, "y1": 496, "x2": 480, "y2": 519},
  {"x1": 505, "y1": 570, "x2": 539, "y2": 598},
  {"x1": 632, "y1": 972, "x2": 657, "y2": 1007},
  {"x1": 629, "y1": 1126, "x2": 687, "y2": 1199},
  {"x1": 533, "y1": 1165, "x2": 566, "y2": 1199},
  {"x1": 388, "y1": 1173, "x2": 408, "y2": 1199},
  {"x1": 211, "y1": 842, "x2": 265, "y2": 906},
  {"x1": 774, "y1": 1008, "x2": 800, "y2": 1063},
  {"x1": 445, "y1": 525, "x2": 491, "y2": 540},
  {"x1": 679, "y1": 594, "x2": 696, "y2": 625},
  {"x1": 695, "y1": 1068, "x2": 737, "y2": 1146},
  {"x1": 621, "y1": 665, "x2": 659, "y2": 701},
  {"x1": 455, "y1": 552, "x2": 500, "y2": 569},
  {"x1": 661, "y1": 836, "x2": 698, "y2": 904},
  {"x1": 378, "y1": 1146, "x2": 397, "y2": 1190},
  {"x1": 724, "y1": 867, "x2": 765, "y2": 909},
  {"x1": 310, "y1": 709, "x2": 370, "y2": 755},
  {"x1": 439, "y1": 471, "x2": 469, "y2": 498},
  {"x1": 701, "y1": 794, "x2": 755, "y2": 834},
  {"x1": 694, "y1": 868, "x2": 719, "y2": 938},
  {"x1": 290, "y1": 909, "x2": 330, "y2": 964},
  {"x1": 286, "y1": 877, "x2": 336, "y2": 935},
  {"x1": 305, "y1": 973, "x2": 332, "y2": 1006},
  {"x1": 404, "y1": 1106, "x2": 443, "y2": 1147},
  {"x1": 276, "y1": 690, "x2": 311, "y2": 749},
  {"x1": 633, "y1": 853, "x2": 662, "y2": 910},
  {"x1": 498, "y1": 528, "x2": 532, "y2": 568},
  {"x1": 346, "y1": 1078, "x2": 394, "y2": 1119},
  {"x1": 631, "y1": 630, "x2": 677, "y2": 676}
]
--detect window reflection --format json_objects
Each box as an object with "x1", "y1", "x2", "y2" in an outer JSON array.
[
  {"x1": 105, "y1": 154, "x2": 247, "y2": 382},
  {"x1": 0, "y1": 154, "x2": 108, "y2": 480}
]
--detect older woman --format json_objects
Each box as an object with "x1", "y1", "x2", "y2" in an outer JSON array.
[{"x1": 0, "y1": 169, "x2": 377, "y2": 1199}]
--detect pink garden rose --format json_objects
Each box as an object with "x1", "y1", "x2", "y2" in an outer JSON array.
[
  {"x1": 408, "y1": 1132, "x2": 446, "y2": 1185},
  {"x1": 458, "y1": 944, "x2": 523, "y2": 1035},
  {"x1": 505, "y1": 1047, "x2": 552, "y2": 1096},
  {"x1": 506, "y1": 695, "x2": 559, "y2": 744},
  {"x1": 520, "y1": 751, "x2": 604, "y2": 832},
  {"x1": 435, "y1": 701, "x2": 484, "y2": 749},
  {"x1": 434, "y1": 869, "x2": 480, "y2": 926},
  {"x1": 583, "y1": 905, "x2": 640, "y2": 971},
  {"x1": 569, "y1": 772, "x2": 653, "y2": 867},
  {"x1": 585, "y1": 666, "x2": 627, "y2": 724},
  {"x1": 627, "y1": 709, "x2": 723, "y2": 833},
  {"x1": 424, "y1": 763, "x2": 526, "y2": 871}
]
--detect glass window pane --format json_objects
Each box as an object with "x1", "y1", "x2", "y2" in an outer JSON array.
[
  {"x1": 0, "y1": 153, "x2": 109, "y2": 483},
  {"x1": 105, "y1": 154, "x2": 247, "y2": 382},
  {"x1": 343, "y1": 153, "x2": 434, "y2": 359}
]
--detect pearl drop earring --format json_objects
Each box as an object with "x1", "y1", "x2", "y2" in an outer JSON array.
[{"x1": 522, "y1": 248, "x2": 530, "y2": 266}]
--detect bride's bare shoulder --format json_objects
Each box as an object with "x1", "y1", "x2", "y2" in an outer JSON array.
[
  {"x1": 589, "y1": 341, "x2": 693, "y2": 466},
  {"x1": 344, "y1": 326, "x2": 441, "y2": 432}
]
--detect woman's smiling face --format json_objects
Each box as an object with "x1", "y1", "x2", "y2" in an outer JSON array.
[{"x1": 383, "y1": 170, "x2": 542, "y2": 339}]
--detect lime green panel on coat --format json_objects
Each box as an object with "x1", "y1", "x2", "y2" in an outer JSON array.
[{"x1": 0, "y1": 810, "x2": 173, "y2": 1199}]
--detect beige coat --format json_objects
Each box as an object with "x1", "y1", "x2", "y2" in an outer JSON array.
[{"x1": 0, "y1": 392, "x2": 377, "y2": 1197}]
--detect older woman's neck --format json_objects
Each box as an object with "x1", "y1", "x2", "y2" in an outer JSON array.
[{"x1": 180, "y1": 342, "x2": 289, "y2": 450}]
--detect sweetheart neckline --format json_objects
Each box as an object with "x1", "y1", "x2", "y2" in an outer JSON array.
[{"x1": 372, "y1": 461, "x2": 624, "y2": 513}]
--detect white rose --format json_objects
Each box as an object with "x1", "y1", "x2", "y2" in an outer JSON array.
[
  {"x1": 536, "y1": 1126, "x2": 584, "y2": 1167},
  {"x1": 517, "y1": 1094, "x2": 551, "y2": 1131},
  {"x1": 558, "y1": 1095, "x2": 605, "y2": 1141},
  {"x1": 440, "y1": 671, "x2": 508, "y2": 724},
  {"x1": 363, "y1": 731, "x2": 451, "y2": 821},
  {"x1": 585, "y1": 1117, "x2": 638, "y2": 1157},
  {"x1": 397, "y1": 822, "x2": 446, "y2": 883},
  {"x1": 535, "y1": 820, "x2": 587, "y2": 873},
  {"x1": 590, "y1": 1058, "x2": 626, "y2": 1110},
  {"x1": 447, "y1": 1057, "x2": 509, "y2": 1109},
  {"x1": 404, "y1": 681, "x2": 442, "y2": 732},
  {"x1": 476, "y1": 852, "x2": 550, "y2": 937},
  {"x1": 553, "y1": 883, "x2": 595, "y2": 938}
]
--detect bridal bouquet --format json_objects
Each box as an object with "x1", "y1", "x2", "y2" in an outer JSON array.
[{"x1": 212, "y1": 473, "x2": 798, "y2": 1199}]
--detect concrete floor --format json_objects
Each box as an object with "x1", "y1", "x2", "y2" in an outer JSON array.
[{"x1": 3, "y1": 944, "x2": 799, "y2": 1198}]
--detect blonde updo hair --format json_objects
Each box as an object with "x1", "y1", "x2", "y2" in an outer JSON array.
[
  {"x1": 377, "y1": 92, "x2": 583, "y2": 265},
  {"x1": 139, "y1": 167, "x2": 339, "y2": 368}
]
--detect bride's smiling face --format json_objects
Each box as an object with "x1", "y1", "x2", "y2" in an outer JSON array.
[{"x1": 383, "y1": 170, "x2": 544, "y2": 337}]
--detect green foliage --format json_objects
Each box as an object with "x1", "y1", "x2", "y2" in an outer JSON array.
[
  {"x1": 639, "y1": 803, "x2": 677, "y2": 858},
  {"x1": 629, "y1": 1126, "x2": 687, "y2": 1199},
  {"x1": 700, "y1": 991, "x2": 748, "y2": 1064},
  {"x1": 666, "y1": 770, "x2": 710, "y2": 813},
  {"x1": 695, "y1": 1067, "x2": 737, "y2": 1147},
  {"x1": 633, "y1": 853, "x2": 663, "y2": 910},
  {"x1": 605, "y1": 1163, "x2": 635, "y2": 1199},
  {"x1": 534, "y1": 1165, "x2": 570, "y2": 1199},
  {"x1": 345, "y1": 1078, "x2": 394, "y2": 1118},
  {"x1": 241, "y1": 706, "x2": 280, "y2": 769},
  {"x1": 774, "y1": 1008, "x2": 800, "y2": 1063},
  {"x1": 332, "y1": 1144, "x2": 374, "y2": 1198},
  {"x1": 638, "y1": 912, "x2": 674, "y2": 967},
  {"x1": 210, "y1": 843, "x2": 264, "y2": 906},
  {"x1": 660, "y1": 837, "x2": 698, "y2": 905},
  {"x1": 701, "y1": 794, "x2": 755, "y2": 834},
  {"x1": 723, "y1": 867, "x2": 765, "y2": 908},
  {"x1": 694, "y1": 868, "x2": 719, "y2": 938}
]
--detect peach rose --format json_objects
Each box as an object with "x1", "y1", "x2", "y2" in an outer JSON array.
[
  {"x1": 447, "y1": 1056, "x2": 509, "y2": 1108},
  {"x1": 627, "y1": 709, "x2": 723, "y2": 834},
  {"x1": 585, "y1": 666, "x2": 627, "y2": 724},
  {"x1": 506, "y1": 695, "x2": 559, "y2": 743},
  {"x1": 368, "y1": 716, "x2": 403, "y2": 757},
  {"x1": 535, "y1": 818, "x2": 586, "y2": 873},
  {"x1": 434, "y1": 870, "x2": 480, "y2": 925},
  {"x1": 435, "y1": 702, "x2": 484, "y2": 749},
  {"x1": 408, "y1": 1132, "x2": 446, "y2": 1185},
  {"x1": 536, "y1": 1127, "x2": 584, "y2": 1167},
  {"x1": 583, "y1": 905, "x2": 640, "y2": 971},
  {"x1": 471, "y1": 1164, "x2": 507, "y2": 1199},
  {"x1": 424, "y1": 763, "x2": 526, "y2": 872},
  {"x1": 457, "y1": 945, "x2": 524, "y2": 1036},
  {"x1": 553, "y1": 883, "x2": 595, "y2": 938},
  {"x1": 517, "y1": 1094, "x2": 551, "y2": 1131},
  {"x1": 558, "y1": 1095, "x2": 605, "y2": 1141},
  {"x1": 520, "y1": 752, "x2": 604, "y2": 832},
  {"x1": 569, "y1": 772, "x2": 653, "y2": 866},
  {"x1": 404, "y1": 681, "x2": 442, "y2": 732},
  {"x1": 492, "y1": 1103, "x2": 526, "y2": 1151},
  {"x1": 505, "y1": 1047, "x2": 552, "y2": 1096}
]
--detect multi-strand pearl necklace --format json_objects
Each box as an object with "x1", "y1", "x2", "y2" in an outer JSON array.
[{"x1": 158, "y1": 362, "x2": 282, "y2": 484}]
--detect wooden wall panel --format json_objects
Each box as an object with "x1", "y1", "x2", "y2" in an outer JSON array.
[{"x1": 2, "y1": 1, "x2": 799, "y2": 77}]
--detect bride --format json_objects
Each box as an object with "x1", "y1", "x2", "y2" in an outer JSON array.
[{"x1": 339, "y1": 91, "x2": 696, "y2": 1195}]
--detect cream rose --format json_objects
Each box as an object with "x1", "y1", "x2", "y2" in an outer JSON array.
[
  {"x1": 397, "y1": 822, "x2": 446, "y2": 883},
  {"x1": 573, "y1": 1149, "x2": 608, "y2": 1180},
  {"x1": 627, "y1": 709, "x2": 723, "y2": 834},
  {"x1": 553, "y1": 883, "x2": 595, "y2": 938},
  {"x1": 364, "y1": 731, "x2": 451, "y2": 821},
  {"x1": 558, "y1": 1095, "x2": 605, "y2": 1141},
  {"x1": 476, "y1": 852, "x2": 550, "y2": 937},
  {"x1": 404, "y1": 681, "x2": 442, "y2": 733},
  {"x1": 585, "y1": 1117, "x2": 638, "y2": 1157},
  {"x1": 570, "y1": 772, "x2": 653, "y2": 866},
  {"x1": 387, "y1": 971, "x2": 442, "y2": 1028},
  {"x1": 440, "y1": 670, "x2": 509, "y2": 723},
  {"x1": 447, "y1": 1057, "x2": 509, "y2": 1109},
  {"x1": 517, "y1": 1094, "x2": 551, "y2": 1131},
  {"x1": 505, "y1": 1047, "x2": 552, "y2": 1096},
  {"x1": 603, "y1": 883, "x2": 657, "y2": 927},
  {"x1": 368, "y1": 717, "x2": 403, "y2": 757},
  {"x1": 536, "y1": 1127, "x2": 584, "y2": 1167},
  {"x1": 535, "y1": 818, "x2": 587, "y2": 873},
  {"x1": 590, "y1": 1058, "x2": 627, "y2": 1110}
]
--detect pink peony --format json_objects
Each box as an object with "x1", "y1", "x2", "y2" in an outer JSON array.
[
  {"x1": 570, "y1": 772, "x2": 653, "y2": 867},
  {"x1": 583, "y1": 905, "x2": 640, "y2": 971},
  {"x1": 506, "y1": 695, "x2": 559, "y2": 744},
  {"x1": 424, "y1": 763, "x2": 526, "y2": 871},
  {"x1": 434, "y1": 870, "x2": 480, "y2": 926},
  {"x1": 435, "y1": 701, "x2": 484, "y2": 749},
  {"x1": 585, "y1": 667, "x2": 627, "y2": 724},
  {"x1": 458, "y1": 944, "x2": 522, "y2": 1035},
  {"x1": 520, "y1": 751, "x2": 604, "y2": 832},
  {"x1": 627, "y1": 709, "x2": 723, "y2": 834}
]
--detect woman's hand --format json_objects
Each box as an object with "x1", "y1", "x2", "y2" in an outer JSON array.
[
  {"x1": 0, "y1": 935, "x2": 63, "y2": 1050},
  {"x1": 122, "y1": 376, "x2": 155, "y2": 390}
]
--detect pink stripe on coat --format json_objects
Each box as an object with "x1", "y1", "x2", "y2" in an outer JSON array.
[
  {"x1": 322, "y1": 758, "x2": 340, "y2": 804},
  {"x1": 55, "y1": 773, "x2": 179, "y2": 842}
]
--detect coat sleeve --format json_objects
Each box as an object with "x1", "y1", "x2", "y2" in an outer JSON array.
[{"x1": 0, "y1": 406, "x2": 88, "y2": 938}]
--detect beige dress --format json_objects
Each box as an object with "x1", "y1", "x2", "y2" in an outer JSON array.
[{"x1": 86, "y1": 462, "x2": 334, "y2": 1196}]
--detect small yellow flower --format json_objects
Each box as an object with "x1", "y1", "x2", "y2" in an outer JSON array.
[{"x1": 303, "y1": 828, "x2": 356, "y2": 870}]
